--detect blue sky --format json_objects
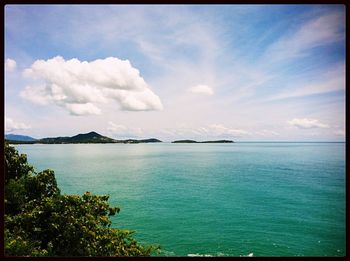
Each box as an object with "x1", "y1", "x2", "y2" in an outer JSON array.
[{"x1": 5, "y1": 4, "x2": 345, "y2": 141}]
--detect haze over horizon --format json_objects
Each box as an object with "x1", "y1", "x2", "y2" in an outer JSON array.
[{"x1": 5, "y1": 5, "x2": 345, "y2": 142}]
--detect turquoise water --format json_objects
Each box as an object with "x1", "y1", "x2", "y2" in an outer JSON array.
[{"x1": 14, "y1": 142, "x2": 345, "y2": 257}]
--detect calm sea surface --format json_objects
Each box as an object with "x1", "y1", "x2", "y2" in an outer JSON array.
[{"x1": 14, "y1": 142, "x2": 345, "y2": 257}]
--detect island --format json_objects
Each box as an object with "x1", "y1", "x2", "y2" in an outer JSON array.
[
  {"x1": 5, "y1": 132, "x2": 234, "y2": 144},
  {"x1": 5, "y1": 134, "x2": 36, "y2": 142},
  {"x1": 172, "y1": 140, "x2": 234, "y2": 143},
  {"x1": 5, "y1": 131, "x2": 162, "y2": 144},
  {"x1": 120, "y1": 138, "x2": 162, "y2": 144}
]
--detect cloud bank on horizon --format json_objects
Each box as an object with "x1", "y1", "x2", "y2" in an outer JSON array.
[{"x1": 4, "y1": 5, "x2": 345, "y2": 141}]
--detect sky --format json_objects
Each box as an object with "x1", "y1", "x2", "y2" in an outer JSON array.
[{"x1": 4, "y1": 4, "x2": 346, "y2": 141}]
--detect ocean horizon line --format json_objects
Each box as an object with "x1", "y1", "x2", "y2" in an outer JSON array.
[{"x1": 12, "y1": 141, "x2": 345, "y2": 144}]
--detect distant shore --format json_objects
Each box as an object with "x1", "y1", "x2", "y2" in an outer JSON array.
[
  {"x1": 172, "y1": 140, "x2": 234, "y2": 143},
  {"x1": 5, "y1": 131, "x2": 236, "y2": 144},
  {"x1": 6, "y1": 139, "x2": 235, "y2": 145}
]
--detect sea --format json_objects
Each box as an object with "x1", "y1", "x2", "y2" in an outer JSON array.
[{"x1": 14, "y1": 142, "x2": 345, "y2": 257}]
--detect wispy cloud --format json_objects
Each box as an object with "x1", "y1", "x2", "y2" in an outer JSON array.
[
  {"x1": 207, "y1": 124, "x2": 250, "y2": 137},
  {"x1": 5, "y1": 117, "x2": 31, "y2": 132},
  {"x1": 155, "y1": 124, "x2": 250, "y2": 140},
  {"x1": 188, "y1": 85, "x2": 214, "y2": 96},
  {"x1": 266, "y1": 62, "x2": 345, "y2": 101},
  {"x1": 263, "y1": 11, "x2": 345, "y2": 62},
  {"x1": 172, "y1": 124, "x2": 250, "y2": 139},
  {"x1": 255, "y1": 130, "x2": 280, "y2": 137},
  {"x1": 229, "y1": 9, "x2": 345, "y2": 104},
  {"x1": 288, "y1": 118, "x2": 329, "y2": 129},
  {"x1": 107, "y1": 121, "x2": 143, "y2": 138},
  {"x1": 334, "y1": 129, "x2": 345, "y2": 137}
]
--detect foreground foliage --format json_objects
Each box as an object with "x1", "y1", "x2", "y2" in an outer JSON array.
[{"x1": 4, "y1": 143, "x2": 159, "y2": 256}]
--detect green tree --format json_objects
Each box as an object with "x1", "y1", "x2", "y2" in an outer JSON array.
[{"x1": 4, "y1": 142, "x2": 159, "y2": 256}]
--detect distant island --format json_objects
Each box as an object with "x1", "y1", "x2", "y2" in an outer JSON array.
[
  {"x1": 5, "y1": 131, "x2": 162, "y2": 144},
  {"x1": 5, "y1": 132, "x2": 234, "y2": 144},
  {"x1": 172, "y1": 140, "x2": 234, "y2": 143},
  {"x1": 119, "y1": 138, "x2": 162, "y2": 144},
  {"x1": 5, "y1": 134, "x2": 37, "y2": 142}
]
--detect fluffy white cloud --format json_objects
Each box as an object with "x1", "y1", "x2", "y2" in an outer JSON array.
[
  {"x1": 5, "y1": 117, "x2": 30, "y2": 132},
  {"x1": 5, "y1": 58, "x2": 17, "y2": 72},
  {"x1": 21, "y1": 56, "x2": 163, "y2": 115},
  {"x1": 65, "y1": 103, "x2": 101, "y2": 116},
  {"x1": 288, "y1": 118, "x2": 329, "y2": 129},
  {"x1": 188, "y1": 84, "x2": 214, "y2": 95}
]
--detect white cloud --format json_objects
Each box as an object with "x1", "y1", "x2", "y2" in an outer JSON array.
[
  {"x1": 107, "y1": 121, "x2": 143, "y2": 138},
  {"x1": 188, "y1": 84, "x2": 214, "y2": 95},
  {"x1": 198, "y1": 124, "x2": 249, "y2": 138},
  {"x1": 65, "y1": 103, "x2": 101, "y2": 116},
  {"x1": 21, "y1": 56, "x2": 163, "y2": 115},
  {"x1": 5, "y1": 117, "x2": 30, "y2": 132},
  {"x1": 287, "y1": 118, "x2": 329, "y2": 129},
  {"x1": 334, "y1": 129, "x2": 345, "y2": 136},
  {"x1": 5, "y1": 58, "x2": 17, "y2": 72},
  {"x1": 20, "y1": 85, "x2": 52, "y2": 105},
  {"x1": 107, "y1": 121, "x2": 128, "y2": 133},
  {"x1": 156, "y1": 124, "x2": 249, "y2": 140},
  {"x1": 267, "y1": 63, "x2": 345, "y2": 101},
  {"x1": 265, "y1": 12, "x2": 344, "y2": 62},
  {"x1": 255, "y1": 129, "x2": 280, "y2": 136},
  {"x1": 208, "y1": 124, "x2": 249, "y2": 137}
]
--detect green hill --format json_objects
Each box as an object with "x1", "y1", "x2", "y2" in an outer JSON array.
[
  {"x1": 6, "y1": 132, "x2": 163, "y2": 144},
  {"x1": 5, "y1": 134, "x2": 37, "y2": 141},
  {"x1": 39, "y1": 131, "x2": 116, "y2": 144},
  {"x1": 118, "y1": 138, "x2": 162, "y2": 144},
  {"x1": 172, "y1": 140, "x2": 197, "y2": 143}
]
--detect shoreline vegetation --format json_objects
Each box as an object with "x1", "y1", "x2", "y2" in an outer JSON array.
[
  {"x1": 5, "y1": 131, "x2": 234, "y2": 144},
  {"x1": 4, "y1": 142, "x2": 159, "y2": 256}
]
